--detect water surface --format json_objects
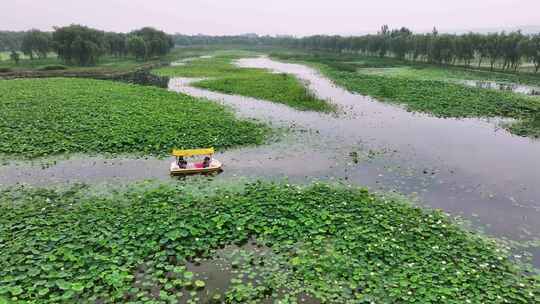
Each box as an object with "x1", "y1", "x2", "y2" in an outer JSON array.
[{"x1": 461, "y1": 80, "x2": 540, "y2": 95}]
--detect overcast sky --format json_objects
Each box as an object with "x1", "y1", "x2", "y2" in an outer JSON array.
[{"x1": 2, "y1": 0, "x2": 539, "y2": 36}]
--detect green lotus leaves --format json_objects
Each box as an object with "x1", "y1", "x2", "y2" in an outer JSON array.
[
  {"x1": 0, "y1": 182, "x2": 538, "y2": 303},
  {"x1": 0, "y1": 78, "x2": 269, "y2": 158}
]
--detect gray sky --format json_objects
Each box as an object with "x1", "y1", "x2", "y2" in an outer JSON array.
[{"x1": 2, "y1": 0, "x2": 539, "y2": 36}]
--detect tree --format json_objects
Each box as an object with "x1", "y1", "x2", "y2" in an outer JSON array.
[
  {"x1": 129, "y1": 27, "x2": 173, "y2": 58},
  {"x1": 375, "y1": 25, "x2": 390, "y2": 57},
  {"x1": 473, "y1": 34, "x2": 489, "y2": 68},
  {"x1": 105, "y1": 32, "x2": 128, "y2": 57},
  {"x1": 454, "y1": 33, "x2": 475, "y2": 66},
  {"x1": 9, "y1": 50, "x2": 20, "y2": 64},
  {"x1": 0, "y1": 31, "x2": 25, "y2": 52},
  {"x1": 53, "y1": 25, "x2": 106, "y2": 66},
  {"x1": 485, "y1": 33, "x2": 502, "y2": 71},
  {"x1": 390, "y1": 27, "x2": 412, "y2": 60},
  {"x1": 430, "y1": 34, "x2": 455, "y2": 65},
  {"x1": 21, "y1": 29, "x2": 51, "y2": 59},
  {"x1": 523, "y1": 34, "x2": 540, "y2": 73},
  {"x1": 499, "y1": 31, "x2": 525, "y2": 71},
  {"x1": 127, "y1": 36, "x2": 147, "y2": 60}
]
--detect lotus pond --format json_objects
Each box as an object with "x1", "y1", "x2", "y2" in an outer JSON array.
[
  {"x1": 0, "y1": 78, "x2": 269, "y2": 158},
  {"x1": 0, "y1": 181, "x2": 538, "y2": 303},
  {"x1": 1, "y1": 48, "x2": 540, "y2": 304}
]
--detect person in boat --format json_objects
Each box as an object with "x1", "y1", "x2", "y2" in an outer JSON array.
[
  {"x1": 177, "y1": 156, "x2": 187, "y2": 169},
  {"x1": 202, "y1": 156, "x2": 211, "y2": 168}
]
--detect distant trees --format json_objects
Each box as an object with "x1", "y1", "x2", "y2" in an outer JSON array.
[
  {"x1": 21, "y1": 29, "x2": 52, "y2": 59},
  {"x1": 129, "y1": 27, "x2": 174, "y2": 58},
  {"x1": 389, "y1": 27, "x2": 412, "y2": 60},
  {"x1": 127, "y1": 36, "x2": 147, "y2": 60},
  {"x1": 171, "y1": 33, "x2": 279, "y2": 47},
  {"x1": 524, "y1": 34, "x2": 540, "y2": 73},
  {"x1": 267, "y1": 28, "x2": 540, "y2": 73},
  {"x1": 53, "y1": 25, "x2": 106, "y2": 66},
  {"x1": 105, "y1": 32, "x2": 128, "y2": 57},
  {"x1": 9, "y1": 51, "x2": 20, "y2": 64},
  {"x1": 50, "y1": 25, "x2": 173, "y2": 65},
  {"x1": 171, "y1": 28, "x2": 540, "y2": 73},
  {"x1": 0, "y1": 31, "x2": 25, "y2": 52}
]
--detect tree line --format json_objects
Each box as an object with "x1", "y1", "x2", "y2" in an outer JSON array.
[
  {"x1": 1, "y1": 25, "x2": 174, "y2": 66},
  {"x1": 172, "y1": 28, "x2": 540, "y2": 73},
  {"x1": 0, "y1": 31, "x2": 25, "y2": 52}
]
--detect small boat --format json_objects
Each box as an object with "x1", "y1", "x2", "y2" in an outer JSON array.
[{"x1": 170, "y1": 147, "x2": 222, "y2": 175}]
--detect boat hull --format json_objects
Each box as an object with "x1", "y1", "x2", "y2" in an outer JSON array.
[{"x1": 169, "y1": 160, "x2": 222, "y2": 176}]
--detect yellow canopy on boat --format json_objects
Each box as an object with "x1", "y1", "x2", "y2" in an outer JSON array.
[{"x1": 172, "y1": 148, "x2": 214, "y2": 157}]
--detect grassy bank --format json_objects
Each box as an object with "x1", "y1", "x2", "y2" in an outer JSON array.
[
  {"x1": 271, "y1": 52, "x2": 540, "y2": 138},
  {"x1": 154, "y1": 54, "x2": 335, "y2": 112},
  {"x1": 0, "y1": 181, "x2": 538, "y2": 303},
  {"x1": 0, "y1": 55, "x2": 143, "y2": 74},
  {"x1": 0, "y1": 48, "x2": 214, "y2": 76},
  {"x1": 0, "y1": 78, "x2": 269, "y2": 158}
]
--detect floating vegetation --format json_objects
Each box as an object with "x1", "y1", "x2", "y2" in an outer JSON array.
[
  {"x1": 325, "y1": 67, "x2": 540, "y2": 138},
  {"x1": 320, "y1": 67, "x2": 540, "y2": 119},
  {"x1": 154, "y1": 55, "x2": 335, "y2": 112},
  {"x1": 0, "y1": 181, "x2": 538, "y2": 303},
  {"x1": 0, "y1": 78, "x2": 269, "y2": 158},
  {"x1": 508, "y1": 113, "x2": 540, "y2": 139},
  {"x1": 271, "y1": 51, "x2": 540, "y2": 138}
]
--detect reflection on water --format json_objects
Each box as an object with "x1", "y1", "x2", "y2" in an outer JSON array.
[
  {"x1": 462, "y1": 80, "x2": 540, "y2": 95},
  {"x1": 1, "y1": 56, "x2": 539, "y2": 267}
]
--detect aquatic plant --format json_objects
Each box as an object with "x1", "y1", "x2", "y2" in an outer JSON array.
[
  {"x1": 0, "y1": 181, "x2": 537, "y2": 303},
  {"x1": 154, "y1": 55, "x2": 335, "y2": 112},
  {"x1": 0, "y1": 78, "x2": 269, "y2": 158},
  {"x1": 272, "y1": 51, "x2": 540, "y2": 138},
  {"x1": 509, "y1": 113, "x2": 540, "y2": 138}
]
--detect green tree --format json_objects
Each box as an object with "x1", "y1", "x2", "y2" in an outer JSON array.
[
  {"x1": 127, "y1": 35, "x2": 147, "y2": 60},
  {"x1": 499, "y1": 31, "x2": 525, "y2": 71},
  {"x1": 105, "y1": 32, "x2": 128, "y2": 57},
  {"x1": 375, "y1": 25, "x2": 390, "y2": 57},
  {"x1": 21, "y1": 29, "x2": 51, "y2": 59},
  {"x1": 9, "y1": 50, "x2": 20, "y2": 64},
  {"x1": 0, "y1": 31, "x2": 25, "y2": 52},
  {"x1": 53, "y1": 25, "x2": 106, "y2": 66},
  {"x1": 429, "y1": 34, "x2": 455, "y2": 65},
  {"x1": 523, "y1": 34, "x2": 540, "y2": 73},
  {"x1": 129, "y1": 27, "x2": 173, "y2": 58},
  {"x1": 485, "y1": 33, "x2": 502, "y2": 71},
  {"x1": 454, "y1": 33, "x2": 475, "y2": 66},
  {"x1": 389, "y1": 27, "x2": 412, "y2": 60}
]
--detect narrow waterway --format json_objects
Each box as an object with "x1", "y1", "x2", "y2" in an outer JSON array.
[{"x1": 1, "y1": 56, "x2": 539, "y2": 266}]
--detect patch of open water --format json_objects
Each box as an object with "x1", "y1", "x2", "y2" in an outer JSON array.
[
  {"x1": 461, "y1": 80, "x2": 540, "y2": 95},
  {"x1": 1, "y1": 56, "x2": 539, "y2": 267}
]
